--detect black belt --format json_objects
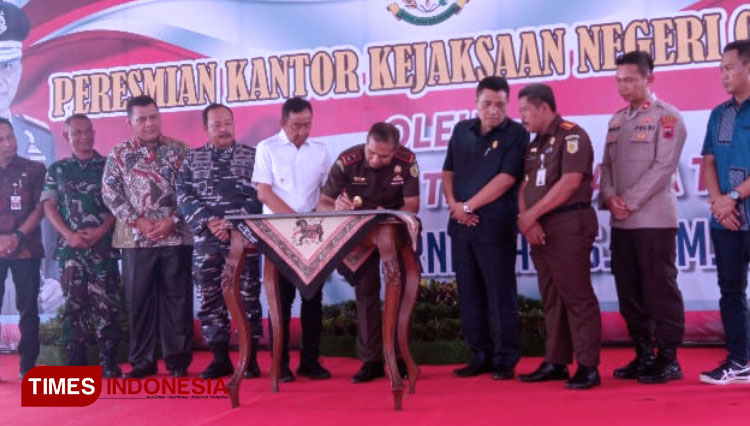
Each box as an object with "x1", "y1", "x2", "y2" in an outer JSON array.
[{"x1": 541, "y1": 202, "x2": 591, "y2": 220}]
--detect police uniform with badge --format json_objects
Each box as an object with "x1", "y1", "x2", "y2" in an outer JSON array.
[
  {"x1": 0, "y1": 3, "x2": 58, "y2": 281},
  {"x1": 599, "y1": 96, "x2": 687, "y2": 382},
  {"x1": 176, "y1": 141, "x2": 263, "y2": 378},
  {"x1": 522, "y1": 116, "x2": 601, "y2": 384},
  {"x1": 321, "y1": 142, "x2": 419, "y2": 379}
]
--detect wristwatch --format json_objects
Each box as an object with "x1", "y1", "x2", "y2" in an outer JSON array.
[
  {"x1": 463, "y1": 203, "x2": 472, "y2": 214},
  {"x1": 730, "y1": 190, "x2": 741, "y2": 201},
  {"x1": 14, "y1": 230, "x2": 25, "y2": 241}
]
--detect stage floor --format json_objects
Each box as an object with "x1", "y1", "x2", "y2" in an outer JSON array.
[{"x1": 2, "y1": 347, "x2": 749, "y2": 425}]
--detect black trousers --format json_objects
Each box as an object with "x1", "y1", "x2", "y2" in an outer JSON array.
[
  {"x1": 0, "y1": 258, "x2": 41, "y2": 373},
  {"x1": 452, "y1": 238, "x2": 520, "y2": 368},
  {"x1": 271, "y1": 273, "x2": 323, "y2": 367},
  {"x1": 611, "y1": 227, "x2": 684, "y2": 348},
  {"x1": 121, "y1": 246, "x2": 193, "y2": 370}
]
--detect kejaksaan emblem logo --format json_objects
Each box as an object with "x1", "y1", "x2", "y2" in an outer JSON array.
[{"x1": 387, "y1": 0, "x2": 469, "y2": 26}]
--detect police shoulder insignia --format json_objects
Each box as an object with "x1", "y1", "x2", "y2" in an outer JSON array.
[
  {"x1": 395, "y1": 145, "x2": 416, "y2": 164},
  {"x1": 410, "y1": 163, "x2": 419, "y2": 178},
  {"x1": 340, "y1": 146, "x2": 364, "y2": 166},
  {"x1": 559, "y1": 121, "x2": 576, "y2": 131},
  {"x1": 566, "y1": 140, "x2": 579, "y2": 154}
]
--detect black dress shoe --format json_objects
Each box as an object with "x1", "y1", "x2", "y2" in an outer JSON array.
[
  {"x1": 243, "y1": 358, "x2": 261, "y2": 379},
  {"x1": 492, "y1": 366, "x2": 515, "y2": 380},
  {"x1": 102, "y1": 364, "x2": 123, "y2": 379},
  {"x1": 170, "y1": 368, "x2": 188, "y2": 378},
  {"x1": 279, "y1": 363, "x2": 295, "y2": 382},
  {"x1": 637, "y1": 349, "x2": 683, "y2": 384},
  {"x1": 519, "y1": 361, "x2": 569, "y2": 382},
  {"x1": 124, "y1": 364, "x2": 157, "y2": 379},
  {"x1": 614, "y1": 353, "x2": 656, "y2": 379},
  {"x1": 452, "y1": 361, "x2": 491, "y2": 377},
  {"x1": 351, "y1": 361, "x2": 385, "y2": 383},
  {"x1": 565, "y1": 365, "x2": 600, "y2": 389},
  {"x1": 199, "y1": 358, "x2": 234, "y2": 379},
  {"x1": 297, "y1": 361, "x2": 332, "y2": 380}
]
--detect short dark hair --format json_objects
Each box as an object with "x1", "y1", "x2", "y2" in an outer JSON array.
[
  {"x1": 202, "y1": 103, "x2": 232, "y2": 127},
  {"x1": 367, "y1": 122, "x2": 400, "y2": 146},
  {"x1": 126, "y1": 95, "x2": 158, "y2": 118},
  {"x1": 518, "y1": 83, "x2": 557, "y2": 112},
  {"x1": 64, "y1": 113, "x2": 91, "y2": 128},
  {"x1": 724, "y1": 39, "x2": 750, "y2": 65},
  {"x1": 281, "y1": 97, "x2": 312, "y2": 121},
  {"x1": 616, "y1": 51, "x2": 654, "y2": 77},
  {"x1": 0, "y1": 117, "x2": 13, "y2": 131},
  {"x1": 476, "y1": 76, "x2": 510, "y2": 97}
]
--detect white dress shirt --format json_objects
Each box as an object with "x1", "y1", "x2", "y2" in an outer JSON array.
[{"x1": 251, "y1": 130, "x2": 331, "y2": 214}]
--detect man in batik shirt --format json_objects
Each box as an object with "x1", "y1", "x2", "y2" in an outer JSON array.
[{"x1": 102, "y1": 96, "x2": 193, "y2": 379}]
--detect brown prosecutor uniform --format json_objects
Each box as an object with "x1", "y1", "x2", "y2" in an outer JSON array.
[
  {"x1": 598, "y1": 97, "x2": 687, "y2": 349},
  {"x1": 321, "y1": 143, "x2": 419, "y2": 362},
  {"x1": 524, "y1": 116, "x2": 601, "y2": 367}
]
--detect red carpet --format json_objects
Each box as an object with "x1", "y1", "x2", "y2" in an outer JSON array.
[{"x1": 2, "y1": 347, "x2": 749, "y2": 426}]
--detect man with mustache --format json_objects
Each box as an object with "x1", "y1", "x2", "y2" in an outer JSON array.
[
  {"x1": 176, "y1": 103, "x2": 264, "y2": 379},
  {"x1": 516, "y1": 83, "x2": 601, "y2": 389}
]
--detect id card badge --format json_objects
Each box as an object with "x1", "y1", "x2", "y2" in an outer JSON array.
[
  {"x1": 10, "y1": 195, "x2": 21, "y2": 210},
  {"x1": 535, "y1": 169, "x2": 546, "y2": 187},
  {"x1": 535, "y1": 154, "x2": 546, "y2": 186}
]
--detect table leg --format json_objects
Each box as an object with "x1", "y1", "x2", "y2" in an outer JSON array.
[
  {"x1": 398, "y1": 246, "x2": 420, "y2": 394},
  {"x1": 382, "y1": 258, "x2": 404, "y2": 410},
  {"x1": 221, "y1": 230, "x2": 252, "y2": 408},
  {"x1": 262, "y1": 258, "x2": 282, "y2": 393}
]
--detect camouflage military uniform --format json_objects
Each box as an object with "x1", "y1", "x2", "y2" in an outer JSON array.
[
  {"x1": 40, "y1": 152, "x2": 122, "y2": 348},
  {"x1": 176, "y1": 142, "x2": 263, "y2": 344}
]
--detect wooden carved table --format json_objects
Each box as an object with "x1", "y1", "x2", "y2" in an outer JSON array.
[{"x1": 220, "y1": 211, "x2": 421, "y2": 410}]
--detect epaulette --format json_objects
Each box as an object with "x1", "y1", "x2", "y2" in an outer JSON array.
[
  {"x1": 339, "y1": 145, "x2": 364, "y2": 167},
  {"x1": 559, "y1": 121, "x2": 577, "y2": 131},
  {"x1": 394, "y1": 145, "x2": 416, "y2": 164},
  {"x1": 19, "y1": 114, "x2": 51, "y2": 130}
]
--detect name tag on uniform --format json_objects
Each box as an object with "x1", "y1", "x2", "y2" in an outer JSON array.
[
  {"x1": 535, "y1": 169, "x2": 546, "y2": 187},
  {"x1": 536, "y1": 154, "x2": 546, "y2": 186},
  {"x1": 10, "y1": 195, "x2": 21, "y2": 210}
]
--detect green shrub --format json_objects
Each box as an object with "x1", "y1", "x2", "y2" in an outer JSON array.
[{"x1": 321, "y1": 279, "x2": 546, "y2": 362}]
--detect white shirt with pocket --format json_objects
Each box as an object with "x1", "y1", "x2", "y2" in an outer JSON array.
[{"x1": 251, "y1": 130, "x2": 332, "y2": 214}]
